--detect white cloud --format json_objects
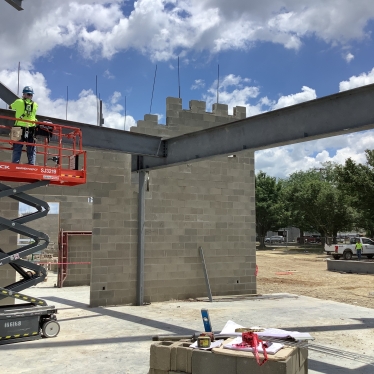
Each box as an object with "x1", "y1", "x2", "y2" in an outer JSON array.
[
  {"x1": 202, "y1": 74, "x2": 316, "y2": 118},
  {"x1": 272, "y1": 86, "x2": 317, "y2": 110},
  {"x1": 339, "y1": 67, "x2": 374, "y2": 91},
  {"x1": 0, "y1": 69, "x2": 136, "y2": 130},
  {"x1": 344, "y1": 52, "x2": 354, "y2": 63},
  {"x1": 103, "y1": 70, "x2": 115, "y2": 79},
  {"x1": 255, "y1": 130, "x2": 373, "y2": 178},
  {"x1": 203, "y1": 74, "x2": 261, "y2": 114},
  {"x1": 191, "y1": 79, "x2": 205, "y2": 90},
  {"x1": 1, "y1": 0, "x2": 374, "y2": 67}
]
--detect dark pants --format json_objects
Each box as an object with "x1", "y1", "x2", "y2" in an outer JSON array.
[
  {"x1": 357, "y1": 249, "x2": 362, "y2": 260},
  {"x1": 12, "y1": 127, "x2": 36, "y2": 165}
]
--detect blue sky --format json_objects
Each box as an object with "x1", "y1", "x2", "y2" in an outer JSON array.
[
  {"x1": 1, "y1": 0, "x2": 374, "y2": 178},
  {"x1": 19, "y1": 202, "x2": 59, "y2": 215}
]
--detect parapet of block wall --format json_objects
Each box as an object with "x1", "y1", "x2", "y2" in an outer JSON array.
[{"x1": 134, "y1": 97, "x2": 246, "y2": 135}]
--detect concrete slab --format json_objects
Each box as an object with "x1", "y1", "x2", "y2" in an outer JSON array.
[{"x1": 2, "y1": 277, "x2": 374, "y2": 374}]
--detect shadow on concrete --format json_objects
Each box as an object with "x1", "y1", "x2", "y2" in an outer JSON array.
[
  {"x1": 47, "y1": 295, "x2": 196, "y2": 335},
  {"x1": 0, "y1": 334, "x2": 158, "y2": 350},
  {"x1": 282, "y1": 317, "x2": 374, "y2": 334},
  {"x1": 58, "y1": 314, "x2": 102, "y2": 322},
  {"x1": 310, "y1": 359, "x2": 374, "y2": 373}
]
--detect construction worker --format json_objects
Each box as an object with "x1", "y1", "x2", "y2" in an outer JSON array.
[
  {"x1": 355, "y1": 238, "x2": 363, "y2": 261},
  {"x1": 10, "y1": 86, "x2": 38, "y2": 165}
]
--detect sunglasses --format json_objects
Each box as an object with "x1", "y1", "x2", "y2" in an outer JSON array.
[{"x1": 25, "y1": 93, "x2": 33, "y2": 97}]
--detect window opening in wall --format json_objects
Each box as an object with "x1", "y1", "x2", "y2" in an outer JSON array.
[
  {"x1": 19, "y1": 202, "x2": 59, "y2": 215},
  {"x1": 88, "y1": 197, "x2": 93, "y2": 203},
  {"x1": 16, "y1": 201, "x2": 60, "y2": 286},
  {"x1": 18, "y1": 201, "x2": 59, "y2": 248}
]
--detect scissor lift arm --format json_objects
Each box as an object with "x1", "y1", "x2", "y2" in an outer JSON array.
[{"x1": 0, "y1": 117, "x2": 87, "y2": 344}]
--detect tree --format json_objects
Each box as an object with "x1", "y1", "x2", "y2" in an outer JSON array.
[
  {"x1": 335, "y1": 150, "x2": 374, "y2": 236},
  {"x1": 283, "y1": 166, "x2": 354, "y2": 243},
  {"x1": 255, "y1": 171, "x2": 285, "y2": 247}
]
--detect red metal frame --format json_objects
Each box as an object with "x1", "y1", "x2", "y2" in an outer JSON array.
[
  {"x1": 57, "y1": 230, "x2": 92, "y2": 288},
  {"x1": 0, "y1": 115, "x2": 86, "y2": 186}
]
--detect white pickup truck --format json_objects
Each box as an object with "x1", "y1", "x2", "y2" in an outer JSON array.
[{"x1": 325, "y1": 237, "x2": 374, "y2": 260}]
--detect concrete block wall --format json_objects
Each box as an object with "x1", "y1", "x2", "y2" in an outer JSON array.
[
  {"x1": 24, "y1": 194, "x2": 93, "y2": 285},
  {"x1": 0, "y1": 146, "x2": 135, "y2": 307},
  {"x1": 36, "y1": 149, "x2": 137, "y2": 306},
  {"x1": 0, "y1": 97, "x2": 254, "y2": 307},
  {"x1": 63, "y1": 235, "x2": 91, "y2": 286},
  {"x1": 131, "y1": 98, "x2": 256, "y2": 303}
]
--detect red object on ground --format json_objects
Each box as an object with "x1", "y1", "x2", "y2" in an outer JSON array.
[{"x1": 235, "y1": 331, "x2": 268, "y2": 366}]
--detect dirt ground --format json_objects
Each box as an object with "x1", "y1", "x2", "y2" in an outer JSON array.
[{"x1": 256, "y1": 248, "x2": 374, "y2": 309}]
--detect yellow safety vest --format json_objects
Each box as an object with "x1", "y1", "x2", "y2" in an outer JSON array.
[{"x1": 11, "y1": 98, "x2": 38, "y2": 127}]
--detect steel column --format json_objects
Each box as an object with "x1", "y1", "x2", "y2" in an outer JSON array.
[{"x1": 136, "y1": 169, "x2": 146, "y2": 306}]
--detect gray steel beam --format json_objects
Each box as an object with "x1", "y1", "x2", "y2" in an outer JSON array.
[
  {"x1": 0, "y1": 108, "x2": 164, "y2": 157},
  {"x1": 0, "y1": 80, "x2": 164, "y2": 156},
  {"x1": 4, "y1": 0, "x2": 23, "y2": 11},
  {"x1": 131, "y1": 83, "x2": 374, "y2": 171},
  {"x1": 0, "y1": 82, "x2": 19, "y2": 105}
]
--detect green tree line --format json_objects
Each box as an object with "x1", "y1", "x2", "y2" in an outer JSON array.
[{"x1": 256, "y1": 150, "x2": 374, "y2": 246}]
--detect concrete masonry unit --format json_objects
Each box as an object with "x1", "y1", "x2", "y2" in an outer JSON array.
[
  {"x1": 327, "y1": 259, "x2": 374, "y2": 274},
  {"x1": 149, "y1": 339, "x2": 308, "y2": 374},
  {"x1": 0, "y1": 97, "x2": 256, "y2": 308}
]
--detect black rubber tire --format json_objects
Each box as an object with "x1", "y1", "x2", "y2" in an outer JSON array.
[
  {"x1": 366, "y1": 255, "x2": 373, "y2": 259},
  {"x1": 42, "y1": 320, "x2": 60, "y2": 338},
  {"x1": 332, "y1": 255, "x2": 340, "y2": 260},
  {"x1": 343, "y1": 250, "x2": 353, "y2": 260}
]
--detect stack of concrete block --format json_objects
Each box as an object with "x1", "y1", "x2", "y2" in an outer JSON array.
[
  {"x1": 149, "y1": 341, "x2": 193, "y2": 374},
  {"x1": 212, "y1": 103, "x2": 229, "y2": 117},
  {"x1": 149, "y1": 340, "x2": 308, "y2": 374}
]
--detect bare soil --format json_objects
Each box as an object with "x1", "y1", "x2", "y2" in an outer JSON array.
[{"x1": 256, "y1": 248, "x2": 374, "y2": 309}]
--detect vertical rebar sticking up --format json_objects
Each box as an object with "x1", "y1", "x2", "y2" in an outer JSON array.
[
  {"x1": 150, "y1": 65, "x2": 158, "y2": 113},
  {"x1": 99, "y1": 99, "x2": 103, "y2": 127},
  {"x1": 217, "y1": 64, "x2": 220, "y2": 104},
  {"x1": 178, "y1": 57, "x2": 181, "y2": 99}
]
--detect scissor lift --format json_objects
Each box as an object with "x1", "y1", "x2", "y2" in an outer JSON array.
[{"x1": 0, "y1": 115, "x2": 86, "y2": 344}]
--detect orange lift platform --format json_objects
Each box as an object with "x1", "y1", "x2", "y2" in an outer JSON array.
[
  {"x1": 0, "y1": 115, "x2": 87, "y2": 185},
  {"x1": 0, "y1": 115, "x2": 87, "y2": 345}
]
